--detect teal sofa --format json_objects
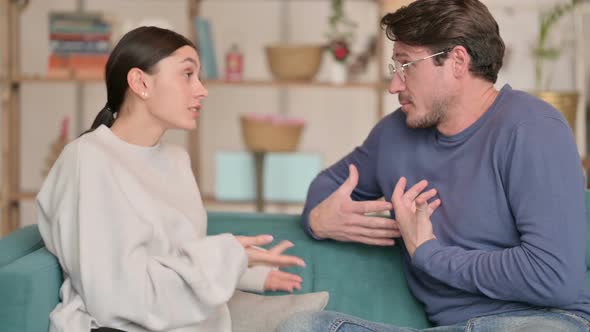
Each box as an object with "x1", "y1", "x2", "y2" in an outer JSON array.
[
  {"x1": 3, "y1": 191, "x2": 590, "y2": 332},
  {"x1": 0, "y1": 212, "x2": 430, "y2": 332}
]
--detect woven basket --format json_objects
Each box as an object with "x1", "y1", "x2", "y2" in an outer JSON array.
[
  {"x1": 240, "y1": 116, "x2": 304, "y2": 152},
  {"x1": 265, "y1": 44, "x2": 323, "y2": 81}
]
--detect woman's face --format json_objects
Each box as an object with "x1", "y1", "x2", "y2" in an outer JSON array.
[{"x1": 145, "y1": 45, "x2": 208, "y2": 130}]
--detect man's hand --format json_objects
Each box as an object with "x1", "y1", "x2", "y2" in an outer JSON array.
[
  {"x1": 309, "y1": 164, "x2": 400, "y2": 246},
  {"x1": 391, "y1": 177, "x2": 441, "y2": 257}
]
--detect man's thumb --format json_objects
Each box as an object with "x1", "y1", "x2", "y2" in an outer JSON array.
[{"x1": 339, "y1": 164, "x2": 359, "y2": 195}]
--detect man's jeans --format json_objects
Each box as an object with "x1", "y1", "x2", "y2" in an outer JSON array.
[{"x1": 276, "y1": 309, "x2": 590, "y2": 332}]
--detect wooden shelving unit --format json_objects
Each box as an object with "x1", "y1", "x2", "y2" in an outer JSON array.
[
  {"x1": 15, "y1": 75, "x2": 385, "y2": 88},
  {"x1": 0, "y1": 0, "x2": 390, "y2": 235}
]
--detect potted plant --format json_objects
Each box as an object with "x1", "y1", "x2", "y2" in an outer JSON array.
[
  {"x1": 326, "y1": 0, "x2": 356, "y2": 83},
  {"x1": 532, "y1": 0, "x2": 586, "y2": 133}
]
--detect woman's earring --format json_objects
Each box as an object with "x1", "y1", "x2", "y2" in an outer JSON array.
[{"x1": 141, "y1": 91, "x2": 148, "y2": 98}]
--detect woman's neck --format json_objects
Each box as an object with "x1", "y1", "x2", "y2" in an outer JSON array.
[{"x1": 110, "y1": 102, "x2": 164, "y2": 147}]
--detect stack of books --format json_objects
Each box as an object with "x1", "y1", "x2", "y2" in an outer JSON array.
[
  {"x1": 48, "y1": 12, "x2": 111, "y2": 79},
  {"x1": 194, "y1": 16, "x2": 218, "y2": 80}
]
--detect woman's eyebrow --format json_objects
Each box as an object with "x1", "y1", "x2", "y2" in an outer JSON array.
[{"x1": 180, "y1": 58, "x2": 198, "y2": 65}]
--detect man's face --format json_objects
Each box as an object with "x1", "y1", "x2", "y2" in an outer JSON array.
[{"x1": 388, "y1": 42, "x2": 450, "y2": 129}]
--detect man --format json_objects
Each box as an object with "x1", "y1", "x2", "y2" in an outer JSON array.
[{"x1": 278, "y1": 0, "x2": 590, "y2": 331}]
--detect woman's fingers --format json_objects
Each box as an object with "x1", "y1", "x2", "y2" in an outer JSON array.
[
  {"x1": 264, "y1": 270, "x2": 303, "y2": 292},
  {"x1": 267, "y1": 240, "x2": 294, "y2": 255},
  {"x1": 237, "y1": 236, "x2": 306, "y2": 268},
  {"x1": 249, "y1": 249, "x2": 306, "y2": 268},
  {"x1": 272, "y1": 270, "x2": 303, "y2": 283},
  {"x1": 235, "y1": 234, "x2": 274, "y2": 248}
]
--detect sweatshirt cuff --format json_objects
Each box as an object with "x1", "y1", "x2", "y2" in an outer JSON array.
[
  {"x1": 411, "y1": 238, "x2": 442, "y2": 271},
  {"x1": 237, "y1": 265, "x2": 274, "y2": 293}
]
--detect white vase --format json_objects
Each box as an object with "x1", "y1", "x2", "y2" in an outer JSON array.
[{"x1": 330, "y1": 62, "x2": 347, "y2": 84}]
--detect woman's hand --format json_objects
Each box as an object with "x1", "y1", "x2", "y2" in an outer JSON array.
[
  {"x1": 264, "y1": 270, "x2": 303, "y2": 293},
  {"x1": 235, "y1": 235, "x2": 306, "y2": 268}
]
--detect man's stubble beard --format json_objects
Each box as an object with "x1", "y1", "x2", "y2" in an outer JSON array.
[{"x1": 406, "y1": 96, "x2": 449, "y2": 129}]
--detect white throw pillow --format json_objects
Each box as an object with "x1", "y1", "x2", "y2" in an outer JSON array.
[{"x1": 228, "y1": 290, "x2": 329, "y2": 332}]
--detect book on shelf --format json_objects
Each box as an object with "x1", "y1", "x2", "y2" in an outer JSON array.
[
  {"x1": 50, "y1": 40, "x2": 110, "y2": 54},
  {"x1": 194, "y1": 17, "x2": 219, "y2": 80},
  {"x1": 47, "y1": 11, "x2": 112, "y2": 79}
]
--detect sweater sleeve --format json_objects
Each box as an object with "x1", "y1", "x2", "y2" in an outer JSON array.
[
  {"x1": 237, "y1": 266, "x2": 273, "y2": 293},
  {"x1": 37, "y1": 143, "x2": 248, "y2": 330},
  {"x1": 302, "y1": 117, "x2": 387, "y2": 238},
  {"x1": 412, "y1": 117, "x2": 587, "y2": 307}
]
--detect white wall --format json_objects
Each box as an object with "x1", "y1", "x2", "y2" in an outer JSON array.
[{"x1": 0, "y1": 0, "x2": 588, "y2": 226}]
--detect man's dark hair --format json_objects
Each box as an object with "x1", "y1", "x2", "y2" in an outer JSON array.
[{"x1": 381, "y1": 0, "x2": 505, "y2": 83}]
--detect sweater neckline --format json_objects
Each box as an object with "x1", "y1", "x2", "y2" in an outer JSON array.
[
  {"x1": 435, "y1": 84, "x2": 510, "y2": 145},
  {"x1": 95, "y1": 124, "x2": 162, "y2": 155}
]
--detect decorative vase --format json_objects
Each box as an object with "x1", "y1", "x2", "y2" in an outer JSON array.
[
  {"x1": 330, "y1": 61, "x2": 347, "y2": 84},
  {"x1": 532, "y1": 91, "x2": 579, "y2": 133}
]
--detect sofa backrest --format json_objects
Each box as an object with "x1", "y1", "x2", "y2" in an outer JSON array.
[{"x1": 207, "y1": 211, "x2": 431, "y2": 328}]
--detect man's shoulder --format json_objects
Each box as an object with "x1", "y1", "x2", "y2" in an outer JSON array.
[{"x1": 494, "y1": 85, "x2": 566, "y2": 126}]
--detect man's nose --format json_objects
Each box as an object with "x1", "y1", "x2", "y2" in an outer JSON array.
[{"x1": 388, "y1": 73, "x2": 405, "y2": 95}]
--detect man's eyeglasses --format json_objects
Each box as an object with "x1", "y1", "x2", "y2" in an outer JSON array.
[{"x1": 388, "y1": 50, "x2": 448, "y2": 82}]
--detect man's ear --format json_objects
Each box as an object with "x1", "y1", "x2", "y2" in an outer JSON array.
[
  {"x1": 127, "y1": 68, "x2": 150, "y2": 99},
  {"x1": 449, "y1": 46, "x2": 470, "y2": 77}
]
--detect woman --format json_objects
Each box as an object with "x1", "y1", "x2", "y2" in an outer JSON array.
[{"x1": 37, "y1": 26, "x2": 305, "y2": 332}]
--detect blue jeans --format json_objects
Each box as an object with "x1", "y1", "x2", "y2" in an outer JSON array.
[{"x1": 276, "y1": 309, "x2": 590, "y2": 332}]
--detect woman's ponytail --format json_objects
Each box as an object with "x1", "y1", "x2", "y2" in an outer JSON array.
[{"x1": 81, "y1": 103, "x2": 116, "y2": 136}]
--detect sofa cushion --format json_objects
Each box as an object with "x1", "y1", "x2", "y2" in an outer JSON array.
[
  {"x1": 228, "y1": 290, "x2": 329, "y2": 332},
  {"x1": 0, "y1": 225, "x2": 44, "y2": 267},
  {"x1": 207, "y1": 211, "x2": 431, "y2": 328},
  {"x1": 0, "y1": 247, "x2": 62, "y2": 332}
]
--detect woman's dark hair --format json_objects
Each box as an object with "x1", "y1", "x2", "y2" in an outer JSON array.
[
  {"x1": 381, "y1": 0, "x2": 505, "y2": 83},
  {"x1": 85, "y1": 26, "x2": 195, "y2": 134}
]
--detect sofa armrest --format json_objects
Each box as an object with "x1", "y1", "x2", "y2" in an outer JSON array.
[
  {"x1": 0, "y1": 225, "x2": 45, "y2": 267},
  {"x1": 0, "y1": 247, "x2": 62, "y2": 332}
]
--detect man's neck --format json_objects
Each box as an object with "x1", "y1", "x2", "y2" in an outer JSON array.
[{"x1": 437, "y1": 81, "x2": 499, "y2": 136}]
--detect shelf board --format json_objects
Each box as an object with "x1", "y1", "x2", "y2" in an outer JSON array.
[
  {"x1": 9, "y1": 191, "x2": 37, "y2": 201},
  {"x1": 16, "y1": 74, "x2": 103, "y2": 83},
  {"x1": 12, "y1": 76, "x2": 386, "y2": 89},
  {"x1": 204, "y1": 79, "x2": 384, "y2": 89}
]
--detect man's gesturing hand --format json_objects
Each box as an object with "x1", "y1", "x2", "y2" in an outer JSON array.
[
  {"x1": 391, "y1": 177, "x2": 441, "y2": 257},
  {"x1": 309, "y1": 164, "x2": 400, "y2": 246}
]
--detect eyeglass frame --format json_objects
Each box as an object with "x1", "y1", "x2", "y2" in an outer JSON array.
[{"x1": 388, "y1": 50, "x2": 449, "y2": 82}]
